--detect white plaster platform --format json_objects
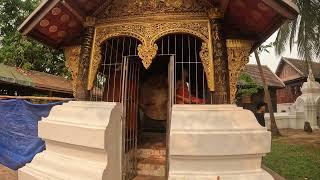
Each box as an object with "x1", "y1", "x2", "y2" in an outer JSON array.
[
  {"x1": 267, "y1": 73, "x2": 320, "y2": 130},
  {"x1": 168, "y1": 105, "x2": 273, "y2": 180},
  {"x1": 18, "y1": 101, "x2": 122, "y2": 180}
]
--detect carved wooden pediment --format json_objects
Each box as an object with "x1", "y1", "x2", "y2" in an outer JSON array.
[
  {"x1": 94, "y1": 0, "x2": 212, "y2": 19},
  {"x1": 87, "y1": 0, "x2": 216, "y2": 91},
  {"x1": 88, "y1": 20, "x2": 214, "y2": 91}
]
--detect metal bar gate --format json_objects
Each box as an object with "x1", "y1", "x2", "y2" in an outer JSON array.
[{"x1": 121, "y1": 56, "x2": 140, "y2": 180}]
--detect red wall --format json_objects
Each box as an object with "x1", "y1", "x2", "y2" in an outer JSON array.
[{"x1": 277, "y1": 81, "x2": 304, "y2": 103}]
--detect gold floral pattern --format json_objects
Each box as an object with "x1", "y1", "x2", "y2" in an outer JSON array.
[
  {"x1": 63, "y1": 46, "x2": 81, "y2": 96},
  {"x1": 226, "y1": 39, "x2": 253, "y2": 103}
]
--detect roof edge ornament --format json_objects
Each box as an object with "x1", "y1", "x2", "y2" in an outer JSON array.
[
  {"x1": 301, "y1": 63, "x2": 320, "y2": 94},
  {"x1": 207, "y1": 8, "x2": 223, "y2": 19}
]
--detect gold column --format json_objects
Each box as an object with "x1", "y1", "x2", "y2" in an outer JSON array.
[
  {"x1": 208, "y1": 8, "x2": 229, "y2": 104},
  {"x1": 64, "y1": 46, "x2": 81, "y2": 97},
  {"x1": 76, "y1": 17, "x2": 96, "y2": 100},
  {"x1": 226, "y1": 39, "x2": 253, "y2": 103}
]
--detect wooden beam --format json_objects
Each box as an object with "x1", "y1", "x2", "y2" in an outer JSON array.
[
  {"x1": 262, "y1": 0, "x2": 299, "y2": 20},
  {"x1": 219, "y1": 0, "x2": 230, "y2": 16},
  {"x1": 18, "y1": 0, "x2": 61, "y2": 35},
  {"x1": 0, "y1": 96, "x2": 74, "y2": 101},
  {"x1": 61, "y1": 0, "x2": 84, "y2": 23},
  {"x1": 92, "y1": 0, "x2": 112, "y2": 17}
]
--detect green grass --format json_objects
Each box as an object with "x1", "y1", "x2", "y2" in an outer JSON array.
[{"x1": 263, "y1": 142, "x2": 320, "y2": 180}]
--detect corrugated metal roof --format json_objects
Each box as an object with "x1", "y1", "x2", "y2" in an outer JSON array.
[
  {"x1": 0, "y1": 64, "x2": 72, "y2": 93},
  {"x1": 0, "y1": 64, "x2": 33, "y2": 87}
]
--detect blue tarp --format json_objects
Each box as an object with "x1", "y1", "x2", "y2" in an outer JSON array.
[{"x1": 0, "y1": 99, "x2": 63, "y2": 170}]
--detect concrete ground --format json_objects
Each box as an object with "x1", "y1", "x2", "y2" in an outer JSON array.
[
  {"x1": 273, "y1": 129, "x2": 320, "y2": 148},
  {"x1": 0, "y1": 164, "x2": 17, "y2": 180},
  {"x1": 1, "y1": 129, "x2": 319, "y2": 180}
]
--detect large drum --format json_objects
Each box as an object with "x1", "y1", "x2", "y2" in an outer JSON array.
[{"x1": 139, "y1": 73, "x2": 168, "y2": 121}]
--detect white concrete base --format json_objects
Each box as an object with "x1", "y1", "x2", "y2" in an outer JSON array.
[
  {"x1": 168, "y1": 105, "x2": 273, "y2": 180},
  {"x1": 265, "y1": 112, "x2": 305, "y2": 129},
  {"x1": 274, "y1": 73, "x2": 320, "y2": 130},
  {"x1": 18, "y1": 101, "x2": 122, "y2": 180}
]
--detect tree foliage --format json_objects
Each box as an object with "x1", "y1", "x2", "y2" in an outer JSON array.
[
  {"x1": 0, "y1": 0, "x2": 67, "y2": 75},
  {"x1": 275, "y1": 0, "x2": 320, "y2": 62},
  {"x1": 237, "y1": 73, "x2": 262, "y2": 98}
]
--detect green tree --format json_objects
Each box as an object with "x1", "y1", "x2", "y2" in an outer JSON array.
[
  {"x1": 0, "y1": 0, "x2": 67, "y2": 75},
  {"x1": 237, "y1": 73, "x2": 262, "y2": 99},
  {"x1": 275, "y1": 0, "x2": 320, "y2": 62}
]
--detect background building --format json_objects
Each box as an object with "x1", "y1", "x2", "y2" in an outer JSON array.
[
  {"x1": 276, "y1": 57, "x2": 320, "y2": 104},
  {"x1": 237, "y1": 64, "x2": 285, "y2": 113},
  {"x1": 0, "y1": 63, "x2": 73, "y2": 98}
]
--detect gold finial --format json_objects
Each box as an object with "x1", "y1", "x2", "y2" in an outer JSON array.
[
  {"x1": 207, "y1": 8, "x2": 223, "y2": 19},
  {"x1": 84, "y1": 17, "x2": 96, "y2": 27}
]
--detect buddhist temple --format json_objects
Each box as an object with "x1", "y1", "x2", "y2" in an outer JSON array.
[{"x1": 18, "y1": 0, "x2": 298, "y2": 179}]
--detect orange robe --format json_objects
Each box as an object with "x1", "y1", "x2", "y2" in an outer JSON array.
[{"x1": 176, "y1": 81, "x2": 206, "y2": 104}]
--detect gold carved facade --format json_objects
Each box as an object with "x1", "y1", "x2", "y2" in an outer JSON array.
[
  {"x1": 226, "y1": 39, "x2": 253, "y2": 103},
  {"x1": 64, "y1": 46, "x2": 81, "y2": 96},
  {"x1": 86, "y1": 0, "x2": 215, "y2": 91}
]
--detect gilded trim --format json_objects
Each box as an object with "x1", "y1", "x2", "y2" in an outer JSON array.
[
  {"x1": 226, "y1": 39, "x2": 253, "y2": 103},
  {"x1": 63, "y1": 45, "x2": 81, "y2": 96},
  {"x1": 88, "y1": 19, "x2": 215, "y2": 91}
]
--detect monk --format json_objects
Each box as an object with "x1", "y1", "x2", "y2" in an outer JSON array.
[{"x1": 176, "y1": 68, "x2": 206, "y2": 104}]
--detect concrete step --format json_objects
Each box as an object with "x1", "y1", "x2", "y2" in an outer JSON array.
[
  {"x1": 137, "y1": 156, "x2": 166, "y2": 177},
  {"x1": 136, "y1": 132, "x2": 167, "y2": 177},
  {"x1": 137, "y1": 148, "x2": 166, "y2": 160}
]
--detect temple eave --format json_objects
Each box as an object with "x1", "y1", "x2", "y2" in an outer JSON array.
[{"x1": 18, "y1": 0, "x2": 298, "y2": 49}]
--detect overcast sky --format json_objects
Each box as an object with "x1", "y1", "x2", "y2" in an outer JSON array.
[{"x1": 248, "y1": 32, "x2": 299, "y2": 72}]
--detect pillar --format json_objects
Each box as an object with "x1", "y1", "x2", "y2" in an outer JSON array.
[
  {"x1": 168, "y1": 105, "x2": 273, "y2": 180},
  {"x1": 19, "y1": 102, "x2": 122, "y2": 180},
  {"x1": 226, "y1": 39, "x2": 253, "y2": 103},
  {"x1": 76, "y1": 17, "x2": 95, "y2": 101},
  {"x1": 208, "y1": 8, "x2": 229, "y2": 104}
]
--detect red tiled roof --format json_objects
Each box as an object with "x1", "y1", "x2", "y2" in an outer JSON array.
[
  {"x1": 282, "y1": 57, "x2": 320, "y2": 78},
  {"x1": 243, "y1": 64, "x2": 285, "y2": 88},
  {"x1": 27, "y1": 70, "x2": 72, "y2": 93}
]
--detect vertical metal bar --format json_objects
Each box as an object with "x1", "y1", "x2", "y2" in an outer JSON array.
[
  {"x1": 174, "y1": 35, "x2": 177, "y2": 104},
  {"x1": 120, "y1": 37, "x2": 126, "y2": 103},
  {"x1": 195, "y1": 37, "x2": 199, "y2": 104},
  {"x1": 181, "y1": 34, "x2": 185, "y2": 104},
  {"x1": 121, "y1": 57, "x2": 128, "y2": 180},
  {"x1": 166, "y1": 55, "x2": 174, "y2": 178},
  {"x1": 112, "y1": 38, "x2": 120, "y2": 102},
  {"x1": 134, "y1": 39, "x2": 138, "y2": 56},
  {"x1": 162, "y1": 37, "x2": 164, "y2": 55},
  {"x1": 128, "y1": 59, "x2": 134, "y2": 177},
  {"x1": 129, "y1": 37, "x2": 132, "y2": 56},
  {"x1": 101, "y1": 42, "x2": 109, "y2": 101},
  {"x1": 128, "y1": 61, "x2": 133, "y2": 176},
  {"x1": 133, "y1": 61, "x2": 138, "y2": 177},
  {"x1": 106, "y1": 39, "x2": 114, "y2": 102},
  {"x1": 167, "y1": 35, "x2": 170, "y2": 54},
  {"x1": 134, "y1": 61, "x2": 140, "y2": 176},
  {"x1": 188, "y1": 35, "x2": 191, "y2": 104},
  {"x1": 203, "y1": 70, "x2": 206, "y2": 103}
]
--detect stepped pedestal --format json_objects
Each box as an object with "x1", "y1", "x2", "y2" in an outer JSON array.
[
  {"x1": 18, "y1": 101, "x2": 122, "y2": 180},
  {"x1": 168, "y1": 105, "x2": 273, "y2": 180}
]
